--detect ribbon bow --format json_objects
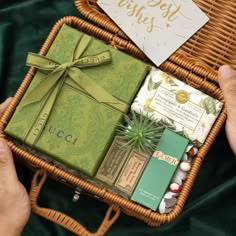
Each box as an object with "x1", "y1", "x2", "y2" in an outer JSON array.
[{"x1": 21, "y1": 33, "x2": 128, "y2": 146}]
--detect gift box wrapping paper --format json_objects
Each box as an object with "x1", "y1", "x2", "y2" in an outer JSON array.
[{"x1": 5, "y1": 24, "x2": 150, "y2": 177}]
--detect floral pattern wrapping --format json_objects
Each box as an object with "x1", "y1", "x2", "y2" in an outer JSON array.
[{"x1": 131, "y1": 68, "x2": 223, "y2": 147}]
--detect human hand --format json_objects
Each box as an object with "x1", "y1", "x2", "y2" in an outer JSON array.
[
  {"x1": 218, "y1": 65, "x2": 236, "y2": 155},
  {"x1": 0, "y1": 98, "x2": 30, "y2": 236}
]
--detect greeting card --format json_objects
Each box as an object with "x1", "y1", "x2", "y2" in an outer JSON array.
[{"x1": 97, "y1": 0, "x2": 209, "y2": 66}]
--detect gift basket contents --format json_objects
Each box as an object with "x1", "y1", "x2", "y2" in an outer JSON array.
[
  {"x1": 0, "y1": 0, "x2": 231, "y2": 232},
  {"x1": 3, "y1": 21, "x2": 223, "y2": 214}
]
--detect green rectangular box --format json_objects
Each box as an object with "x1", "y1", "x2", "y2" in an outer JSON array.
[
  {"x1": 131, "y1": 129, "x2": 189, "y2": 210},
  {"x1": 5, "y1": 24, "x2": 150, "y2": 177}
]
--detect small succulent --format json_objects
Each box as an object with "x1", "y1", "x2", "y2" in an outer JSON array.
[{"x1": 116, "y1": 111, "x2": 165, "y2": 153}]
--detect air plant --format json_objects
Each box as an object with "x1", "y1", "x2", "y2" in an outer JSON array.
[{"x1": 116, "y1": 111, "x2": 165, "y2": 154}]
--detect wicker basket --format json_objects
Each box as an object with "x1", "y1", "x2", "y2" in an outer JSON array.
[
  {"x1": 74, "y1": 0, "x2": 236, "y2": 74},
  {"x1": 0, "y1": 2, "x2": 229, "y2": 235}
]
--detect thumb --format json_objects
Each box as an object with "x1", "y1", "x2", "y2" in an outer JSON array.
[
  {"x1": 0, "y1": 139, "x2": 19, "y2": 186},
  {"x1": 218, "y1": 65, "x2": 236, "y2": 128},
  {"x1": 218, "y1": 65, "x2": 236, "y2": 154},
  {"x1": 0, "y1": 97, "x2": 12, "y2": 117}
]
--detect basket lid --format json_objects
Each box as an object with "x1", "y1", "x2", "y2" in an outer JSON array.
[{"x1": 74, "y1": 0, "x2": 236, "y2": 72}]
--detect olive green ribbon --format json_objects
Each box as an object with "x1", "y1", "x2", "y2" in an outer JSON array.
[{"x1": 22, "y1": 33, "x2": 128, "y2": 146}]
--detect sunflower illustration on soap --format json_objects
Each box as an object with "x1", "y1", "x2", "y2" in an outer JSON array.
[
  {"x1": 144, "y1": 98, "x2": 155, "y2": 112},
  {"x1": 160, "y1": 71, "x2": 177, "y2": 86}
]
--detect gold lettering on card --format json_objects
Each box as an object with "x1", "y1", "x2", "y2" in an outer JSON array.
[
  {"x1": 117, "y1": 0, "x2": 183, "y2": 33},
  {"x1": 117, "y1": 0, "x2": 156, "y2": 32},
  {"x1": 147, "y1": 0, "x2": 181, "y2": 21}
]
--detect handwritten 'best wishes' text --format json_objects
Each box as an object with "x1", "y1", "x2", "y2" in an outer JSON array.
[{"x1": 117, "y1": 0, "x2": 181, "y2": 32}]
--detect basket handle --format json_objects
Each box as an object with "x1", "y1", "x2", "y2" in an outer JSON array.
[{"x1": 30, "y1": 169, "x2": 120, "y2": 236}]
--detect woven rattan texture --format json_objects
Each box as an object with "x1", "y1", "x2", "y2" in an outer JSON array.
[
  {"x1": 30, "y1": 170, "x2": 120, "y2": 236},
  {"x1": 74, "y1": 0, "x2": 236, "y2": 72},
  {"x1": 0, "y1": 16, "x2": 226, "y2": 234}
]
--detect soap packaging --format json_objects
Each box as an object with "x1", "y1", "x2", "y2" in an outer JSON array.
[{"x1": 131, "y1": 68, "x2": 223, "y2": 147}]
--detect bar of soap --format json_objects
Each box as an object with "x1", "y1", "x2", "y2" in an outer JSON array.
[{"x1": 131, "y1": 68, "x2": 223, "y2": 147}]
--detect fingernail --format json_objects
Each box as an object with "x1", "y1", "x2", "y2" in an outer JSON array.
[
  {"x1": 219, "y1": 65, "x2": 236, "y2": 80},
  {"x1": 0, "y1": 139, "x2": 6, "y2": 152}
]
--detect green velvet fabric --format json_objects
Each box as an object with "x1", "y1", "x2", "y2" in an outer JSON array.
[{"x1": 0, "y1": 1, "x2": 236, "y2": 235}]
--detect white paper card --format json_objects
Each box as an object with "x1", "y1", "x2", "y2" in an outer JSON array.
[{"x1": 97, "y1": 0, "x2": 209, "y2": 66}]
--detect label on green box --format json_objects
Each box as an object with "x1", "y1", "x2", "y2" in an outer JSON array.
[
  {"x1": 96, "y1": 139, "x2": 132, "y2": 185},
  {"x1": 5, "y1": 24, "x2": 150, "y2": 177},
  {"x1": 131, "y1": 129, "x2": 189, "y2": 210}
]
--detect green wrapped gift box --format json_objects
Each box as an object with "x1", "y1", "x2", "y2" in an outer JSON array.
[{"x1": 5, "y1": 24, "x2": 150, "y2": 177}]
